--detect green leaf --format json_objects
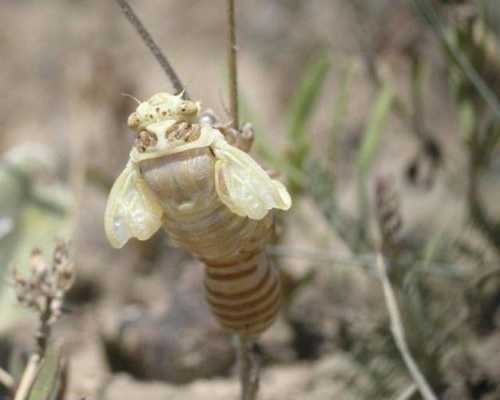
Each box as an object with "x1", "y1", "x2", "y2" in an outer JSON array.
[
  {"x1": 287, "y1": 53, "x2": 331, "y2": 145},
  {"x1": 330, "y1": 61, "x2": 355, "y2": 156},
  {"x1": 285, "y1": 53, "x2": 331, "y2": 192},
  {"x1": 356, "y1": 83, "x2": 394, "y2": 178},
  {"x1": 355, "y1": 83, "x2": 394, "y2": 247}
]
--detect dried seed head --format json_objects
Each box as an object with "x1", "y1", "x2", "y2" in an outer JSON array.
[
  {"x1": 30, "y1": 248, "x2": 48, "y2": 281},
  {"x1": 375, "y1": 177, "x2": 403, "y2": 254},
  {"x1": 53, "y1": 240, "x2": 75, "y2": 292},
  {"x1": 12, "y1": 241, "x2": 75, "y2": 323}
]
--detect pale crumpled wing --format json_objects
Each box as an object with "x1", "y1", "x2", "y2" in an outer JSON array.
[
  {"x1": 104, "y1": 161, "x2": 163, "y2": 248},
  {"x1": 212, "y1": 138, "x2": 291, "y2": 220}
]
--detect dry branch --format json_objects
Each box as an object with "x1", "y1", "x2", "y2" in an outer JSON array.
[
  {"x1": 114, "y1": 0, "x2": 189, "y2": 99},
  {"x1": 13, "y1": 355, "x2": 41, "y2": 400},
  {"x1": 376, "y1": 253, "x2": 438, "y2": 400},
  {"x1": 224, "y1": 1, "x2": 260, "y2": 399},
  {"x1": 227, "y1": 0, "x2": 239, "y2": 129},
  {"x1": 0, "y1": 367, "x2": 14, "y2": 392},
  {"x1": 237, "y1": 336, "x2": 260, "y2": 400}
]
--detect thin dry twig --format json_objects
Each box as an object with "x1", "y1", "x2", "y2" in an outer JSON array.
[
  {"x1": 394, "y1": 384, "x2": 417, "y2": 400},
  {"x1": 13, "y1": 355, "x2": 41, "y2": 400},
  {"x1": 227, "y1": 0, "x2": 239, "y2": 129},
  {"x1": 114, "y1": 0, "x2": 189, "y2": 99},
  {"x1": 376, "y1": 253, "x2": 438, "y2": 400},
  {"x1": 237, "y1": 336, "x2": 260, "y2": 400},
  {"x1": 225, "y1": 1, "x2": 258, "y2": 398},
  {"x1": 35, "y1": 297, "x2": 54, "y2": 360},
  {"x1": 0, "y1": 367, "x2": 14, "y2": 392}
]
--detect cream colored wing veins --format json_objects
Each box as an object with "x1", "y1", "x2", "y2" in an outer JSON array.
[
  {"x1": 213, "y1": 137, "x2": 291, "y2": 220},
  {"x1": 104, "y1": 161, "x2": 163, "y2": 248}
]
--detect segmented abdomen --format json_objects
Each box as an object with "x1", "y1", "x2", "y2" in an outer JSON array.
[
  {"x1": 139, "y1": 147, "x2": 281, "y2": 336},
  {"x1": 204, "y1": 252, "x2": 281, "y2": 336}
]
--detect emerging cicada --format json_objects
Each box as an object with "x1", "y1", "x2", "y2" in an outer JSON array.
[{"x1": 104, "y1": 92, "x2": 291, "y2": 336}]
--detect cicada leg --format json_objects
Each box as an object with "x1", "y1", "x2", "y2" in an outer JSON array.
[
  {"x1": 234, "y1": 122, "x2": 254, "y2": 152},
  {"x1": 219, "y1": 123, "x2": 254, "y2": 153},
  {"x1": 198, "y1": 110, "x2": 254, "y2": 153}
]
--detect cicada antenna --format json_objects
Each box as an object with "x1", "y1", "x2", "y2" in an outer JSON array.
[{"x1": 120, "y1": 92, "x2": 141, "y2": 105}]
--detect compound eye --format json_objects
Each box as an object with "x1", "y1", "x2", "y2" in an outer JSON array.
[
  {"x1": 127, "y1": 113, "x2": 141, "y2": 130},
  {"x1": 179, "y1": 101, "x2": 197, "y2": 115}
]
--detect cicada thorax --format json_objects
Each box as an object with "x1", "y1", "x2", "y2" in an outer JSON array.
[{"x1": 139, "y1": 146, "x2": 282, "y2": 336}]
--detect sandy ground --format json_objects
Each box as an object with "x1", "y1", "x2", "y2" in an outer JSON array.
[{"x1": 2, "y1": 1, "x2": 500, "y2": 399}]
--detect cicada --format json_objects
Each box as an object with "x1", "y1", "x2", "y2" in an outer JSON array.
[{"x1": 104, "y1": 92, "x2": 291, "y2": 336}]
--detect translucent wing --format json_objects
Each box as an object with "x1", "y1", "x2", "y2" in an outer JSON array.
[
  {"x1": 212, "y1": 138, "x2": 291, "y2": 220},
  {"x1": 104, "y1": 161, "x2": 163, "y2": 248}
]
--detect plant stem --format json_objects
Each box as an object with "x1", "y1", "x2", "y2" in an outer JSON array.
[
  {"x1": 376, "y1": 253, "x2": 438, "y2": 400},
  {"x1": 114, "y1": 0, "x2": 189, "y2": 99},
  {"x1": 13, "y1": 355, "x2": 41, "y2": 400},
  {"x1": 13, "y1": 297, "x2": 54, "y2": 400},
  {"x1": 36, "y1": 297, "x2": 53, "y2": 359},
  {"x1": 0, "y1": 367, "x2": 14, "y2": 392},
  {"x1": 395, "y1": 384, "x2": 417, "y2": 400},
  {"x1": 224, "y1": 5, "x2": 256, "y2": 395},
  {"x1": 227, "y1": 0, "x2": 239, "y2": 129},
  {"x1": 237, "y1": 336, "x2": 260, "y2": 400}
]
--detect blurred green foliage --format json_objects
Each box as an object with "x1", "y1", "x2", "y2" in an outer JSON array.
[
  {"x1": 481, "y1": 0, "x2": 500, "y2": 39},
  {"x1": 286, "y1": 54, "x2": 330, "y2": 193},
  {"x1": 0, "y1": 146, "x2": 73, "y2": 332},
  {"x1": 330, "y1": 62, "x2": 355, "y2": 159},
  {"x1": 356, "y1": 84, "x2": 394, "y2": 179},
  {"x1": 356, "y1": 83, "x2": 394, "y2": 245},
  {"x1": 241, "y1": 53, "x2": 332, "y2": 195}
]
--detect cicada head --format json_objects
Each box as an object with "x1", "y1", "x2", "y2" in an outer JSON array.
[{"x1": 127, "y1": 92, "x2": 200, "y2": 132}]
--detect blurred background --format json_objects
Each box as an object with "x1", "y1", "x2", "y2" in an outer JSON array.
[{"x1": 1, "y1": 0, "x2": 500, "y2": 399}]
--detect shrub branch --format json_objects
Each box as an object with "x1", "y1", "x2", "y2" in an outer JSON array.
[
  {"x1": 376, "y1": 253, "x2": 438, "y2": 400},
  {"x1": 227, "y1": 0, "x2": 239, "y2": 128},
  {"x1": 237, "y1": 336, "x2": 260, "y2": 400},
  {"x1": 0, "y1": 367, "x2": 14, "y2": 392},
  {"x1": 114, "y1": 0, "x2": 189, "y2": 99}
]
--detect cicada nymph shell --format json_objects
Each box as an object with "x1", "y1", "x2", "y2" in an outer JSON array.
[{"x1": 105, "y1": 92, "x2": 291, "y2": 336}]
